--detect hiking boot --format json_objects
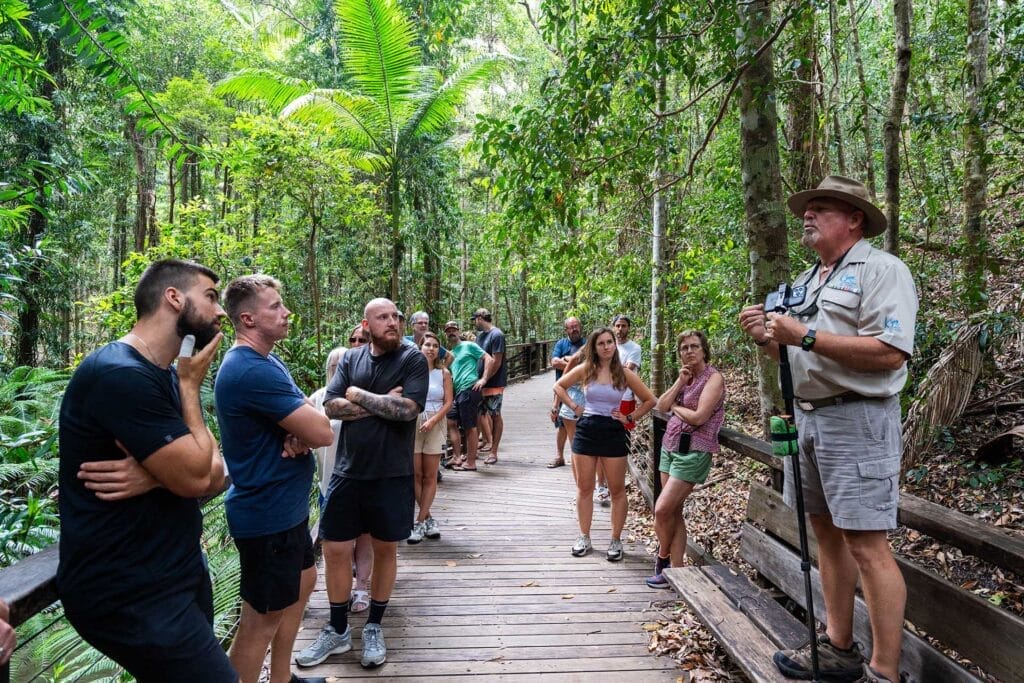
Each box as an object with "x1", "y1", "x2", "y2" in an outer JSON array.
[
  {"x1": 595, "y1": 485, "x2": 611, "y2": 507},
  {"x1": 407, "y1": 521, "x2": 424, "y2": 544},
  {"x1": 571, "y1": 534, "x2": 592, "y2": 557},
  {"x1": 424, "y1": 516, "x2": 441, "y2": 539},
  {"x1": 295, "y1": 624, "x2": 352, "y2": 667},
  {"x1": 852, "y1": 664, "x2": 894, "y2": 683},
  {"x1": 773, "y1": 634, "x2": 863, "y2": 681},
  {"x1": 360, "y1": 623, "x2": 387, "y2": 668},
  {"x1": 606, "y1": 538, "x2": 624, "y2": 562}
]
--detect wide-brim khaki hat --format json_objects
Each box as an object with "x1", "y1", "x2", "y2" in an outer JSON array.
[{"x1": 787, "y1": 175, "x2": 887, "y2": 238}]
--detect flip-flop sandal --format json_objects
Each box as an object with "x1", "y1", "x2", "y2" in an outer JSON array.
[
  {"x1": 452, "y1": 464, "x2": 478, "y2": 471},
  {"x1": 350, "y1": 589, "x2": 370, "y2": 613},
  {"x1": 479, "y1": 444, "x2": 492, "y2": 452},
  {"x1": 547, "y1": 458, "x2": 566, "y2": 468},
  {"x1": 484, "y1": 456, "x2": 498, "y2": 465}
]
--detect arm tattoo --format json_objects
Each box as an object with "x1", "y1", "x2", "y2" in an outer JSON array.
[
  {"x1": 352, "y1": 391, "x2": 420, "y2": 422},
  {"x1": 325, "y1": 398, "x2": 371, "y2": 421}
]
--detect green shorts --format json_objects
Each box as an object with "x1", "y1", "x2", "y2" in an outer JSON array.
[{"x1": 659, "y1": 448, "x2": 712, "y2": 484}]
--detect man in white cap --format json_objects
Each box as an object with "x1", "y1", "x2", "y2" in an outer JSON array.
[{"x1": 739, "y1": 176, "x2": 918, "y2": 683}]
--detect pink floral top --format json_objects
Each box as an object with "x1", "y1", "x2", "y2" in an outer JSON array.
[{"x1": 662, "y1": 364, "x2": 725, "y2": 454}]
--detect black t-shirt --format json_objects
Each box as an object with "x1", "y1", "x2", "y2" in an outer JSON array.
[
  {"x1": 57, "y1": 342, "x2": 205, "y2": 616},
  {"x1": 326, "y1": 344, "x2": 428, "y2": 480},
  {"x1": 477, "y1": 326, "x2": 508, "y2": 388}
]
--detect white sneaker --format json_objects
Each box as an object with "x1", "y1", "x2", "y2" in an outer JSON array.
[
  {"x1": 424, "y1": 516, "x2": 441, "y2": 539},
  {"x1": 407, "y1": 521, "x2": 424, "y2": 544},
  {"x1": 571, "y1": 534, "x2": 592, "y2": 557},
  {"x1": 596, "y1": 485, "x2": 611, "y2": 507}
]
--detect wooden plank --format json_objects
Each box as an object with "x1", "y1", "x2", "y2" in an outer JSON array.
[
  {"x1": 662, "y1": 566, "x2": 789, "y2": 682},
  {"x1": 898, "y1": 493, "x2": 1024, "y2": 577},
  {"x1": 747, "y1": 483, "x2": 1024, "y2": 682},
  {"x1": 295, "y1": 656, "x2": 679, "y2": 678},
  {"x1": 741, "y1": 524, "x2": 981, "y2": 683},
  {"x1": 700, "y1": 565, "x2": 808, "y2": 651},
  {"x1": 718, "y1": 427, "x2": 783, "y2": 472},
  {"x1": 0, "y1": 543, "x2": 58, "y2": 627}
]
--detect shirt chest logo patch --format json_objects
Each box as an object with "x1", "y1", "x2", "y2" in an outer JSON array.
[{"x1": 833, "y1": 273, "x2": 861, "y2": 293}]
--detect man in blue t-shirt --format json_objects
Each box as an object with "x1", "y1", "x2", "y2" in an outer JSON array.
[
  {"x1": 215, "y1": 275, "x2": 333, "y2": 683},
  {"x1": 548, "y1": 316, "x2": 585, "y2": 468},
  {"x1": 58, "y1": 259, "x2": 236, "y2": 682},
  {"x1": 297, "y1": 298, "x2": 428, "y2": 671}
]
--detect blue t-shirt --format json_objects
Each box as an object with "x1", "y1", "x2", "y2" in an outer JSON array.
[
  {"x1": 476, "y1": 326, "x2": 507, "y2": 388},
  {"x1": 552, "y1": 336, "x2": 585, "y2": 379},
  {"x1": 215, "y1": 346, "x2": 311, "y2": 539},
  {"x1": 58, "y1": 342, "x2": 205, "y2": 616}
]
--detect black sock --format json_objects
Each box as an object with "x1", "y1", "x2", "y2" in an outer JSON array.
[
  {"x1": 330, "y1": 600, "x2": 349, "y2": 633},
  {"x1": 656, "y1": 555, "x2": 671, "y2": 573},
  {"x1": 367, "y1": 599, "x2": 389, "y2": 625}
]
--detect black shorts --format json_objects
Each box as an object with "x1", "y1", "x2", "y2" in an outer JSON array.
[
  {"x1": 234, "y1": 518, "x2": 315, "y2": 613},
  {"x1": 320, "y1": 475, "x2": 415, "y2": 542},
  {"x1": 447, "y1": 388, "x2": 482, "y2": 429},
  {"x1": 66, "y1": 570, "x2": 237, "y2": 683},
  {"x1": 573, "y1": 415, "x2": 629, "y2": 457}
]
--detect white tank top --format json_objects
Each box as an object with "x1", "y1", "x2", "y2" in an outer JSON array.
[{"x1": 423, "y1": 368, "x2": 444, "y2": 413}]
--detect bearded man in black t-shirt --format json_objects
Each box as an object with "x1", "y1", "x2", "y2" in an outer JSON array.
[
  {"x1": 296, "y1": 298, "x2": 428, "y2": 670},
  {"x1": 57, "y1": 259, "x2": 236, "y2": 682}
]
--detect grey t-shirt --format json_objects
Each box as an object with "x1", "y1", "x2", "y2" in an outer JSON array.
[
  {"x1": 788, "y1": 238, "x2": 918, "y2": 399},
  {"x1": 326, "y1": 344, "x2": 428, "y2": 479}
]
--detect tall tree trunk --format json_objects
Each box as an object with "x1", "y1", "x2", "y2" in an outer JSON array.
[
  {"x1": 649, "y1": 70, "x2": 668, "y2": 396},
  {"x1": 389, "y1": 169, "x2": 403, "y2": 302},
  {"x1": 307, "y1": 216, "x2": 323, "y2": 358},
  {"x1": 883, "y1": 0, "x2": 912, "y2": 255},
  {"x1": 786, "y1": 6, "x2": 820, "y2": 190},
  {"x1": 826, "y1": 0, "x2": 847, "y2": 175},
  {"x1": 847, "y1": 0, "x2": 877, "y2": 197},
  {"x1": 129, "y1": 121, "x2": 156, "y2": 252},
  {"x1": 168, "y1": 158, "x2": 176, "y2": 224},
  {"x1": 963, "y1": 0, "x2": 989, "y2": 309},
  {"x1": 739, "y1": 0, "x2": 790, "y2": 436}
]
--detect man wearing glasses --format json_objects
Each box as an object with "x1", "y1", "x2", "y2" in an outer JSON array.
[
  {"x1": 405, "y1": 311, "x2": 449, "y2": 365},
  {"x1": 739, "y1": 176, "x2": 917, "y2": 683}
]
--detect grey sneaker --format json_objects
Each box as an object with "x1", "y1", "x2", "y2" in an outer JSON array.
[
  {"x1": 360, "y1": 623, "x2": 387, "y2": 668},
  {"x1": 407, "y1": 521, "x2": 424, "y2": 544},
  {"x1": 852, "y1": 663, "x2": 893, "y2": 683},
  {"x1": 295, "y1": 624, "x2": 352, "y2": 667},
  {"x1": 606, "y1": 538, "x2": 624, "y2": 561},
  {"x1": 571, "y1": 534, "x2": 592, "y2": 557},
  {"x1": 424, "y1": 516, "x2": 440, "y2": 539},
  {"x1": 773, "y1": 634, "x2": 863, "y2": 681}
]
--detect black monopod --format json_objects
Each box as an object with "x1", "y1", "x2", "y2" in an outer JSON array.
[{"x1": 767, "y1": 284, "x2": 821, "y2": 682}]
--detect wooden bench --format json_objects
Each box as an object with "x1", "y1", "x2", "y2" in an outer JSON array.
[{"x1": 641, "y1": 424, "x2": 1024, "y2": 683}]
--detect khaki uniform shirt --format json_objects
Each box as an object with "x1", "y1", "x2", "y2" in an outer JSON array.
[{"x1": 787, "y1": 239, "x2": 918, "y2": 399}]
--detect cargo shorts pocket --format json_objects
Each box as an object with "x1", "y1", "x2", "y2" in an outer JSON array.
[{"x1": 858, "y1": 458, "x2": 899, "y2": 511}]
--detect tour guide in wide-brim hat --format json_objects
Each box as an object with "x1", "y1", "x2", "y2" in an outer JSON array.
[{"x1": 786, "y1": 175, "x2": 887, "y2": 238}]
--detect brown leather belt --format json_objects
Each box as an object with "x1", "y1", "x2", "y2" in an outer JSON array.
[{"x1": 795, "y1": 392, "x2": 880, "y2": 411}]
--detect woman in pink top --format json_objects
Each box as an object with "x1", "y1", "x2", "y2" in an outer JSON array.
[
  {"x1": 646, "y1": 329, "x2": 725, "y2": 588},
  {"x1": 555, "y1": 327, "x2": 656, "y2": 561}
]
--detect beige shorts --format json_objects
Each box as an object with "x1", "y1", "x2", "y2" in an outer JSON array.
[{"x1": 415, "y1": 411, "x2": 446, "y2": 454}]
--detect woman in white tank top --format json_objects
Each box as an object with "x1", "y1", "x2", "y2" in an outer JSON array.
[{"x1": 409, "y1": 331, "x2": 453, "y2": 544}]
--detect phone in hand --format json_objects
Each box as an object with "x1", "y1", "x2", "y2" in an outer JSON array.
[{"x1": 178, "y1": 334, "x2": 195, "y2": 358}]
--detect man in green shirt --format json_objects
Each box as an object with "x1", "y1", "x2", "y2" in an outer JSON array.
[{"x1": 443, "y1": 320, "x2": 495, "y2": 471}]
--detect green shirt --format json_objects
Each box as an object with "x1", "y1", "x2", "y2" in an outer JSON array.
[{"x1": 449, "y1": 342, "x2": 485, "y2": 393}]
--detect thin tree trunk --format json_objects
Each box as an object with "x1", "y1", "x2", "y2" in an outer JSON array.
[
  {"x1": 739, "y1": 0, "x2": 789, "y2": 436},
  {"x1": 786, "y1": 6, "x2": 820, "y2": 190},
  {"x1": 963, "y1": 0, "x2": 989, "y2": 308},
  {"x1": 847, "y1": 0, "x2": 877, "y2": 197},
  {"x1": 168, "y1": 158, "x2": 176, "y2": 224},
  {"x1": 128, "y1": 121, "x2": 154, "y2": 252},
  {"x1": 827, "y1": 0, "x2": 847, "y2": 174},
  {"x1": 389, "y1": 169, "x2": 403, "y2": 302},
  {"x1": 650, "y1": 69, "x2": 668, "y2": 396},
  {"x1": 883, "y1": 0, "x2": 912, "y2": 255}
]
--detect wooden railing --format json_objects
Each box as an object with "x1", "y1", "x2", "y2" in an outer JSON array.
[
  {"x1": 627, "y1": 410, "x2": 1024, "y2": 682},
  {"x1": 504, "y1": 339, "x2": 557, "y2": 383}
]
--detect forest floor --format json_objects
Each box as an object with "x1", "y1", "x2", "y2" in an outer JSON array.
[{"x1": 626, "y1": 234, "x2": 1024, "y2": 682}]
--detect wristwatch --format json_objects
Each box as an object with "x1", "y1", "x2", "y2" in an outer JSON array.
[{"x1": 801, "y1": 328, "x2": 817, "y2": 351}]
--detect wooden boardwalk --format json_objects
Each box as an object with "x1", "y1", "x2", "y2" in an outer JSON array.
[{"x1": 295, "y1": 371, "x2": 682, "y2": 681}]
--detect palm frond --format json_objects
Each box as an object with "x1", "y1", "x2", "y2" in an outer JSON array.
[
  {"x1": 404, "y1": 54, "x2": 505, "y2": 141},
  {"x1": 281, "y1": 90, "x2": 392, "y2": 157},
  {"x1": 334, "y1": 0, "x2": 423, "y2": 138},
  {"x1": 215, "y1": 68, "x2": 316, "y2": 112}
]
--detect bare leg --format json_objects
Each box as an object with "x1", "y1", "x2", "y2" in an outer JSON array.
[
  {"x1": 229, "y1": 601, "x2": 284, "y2": 683},
  {"x1": 418, "y1": 454, "x2": 441, "y2": 521},
  {"x1": 603, "y1": 457, "x2": 629, "y2": 539},
  {"x1": 809, "y1": 514, "x2": 859, "y2": 649},
  {"x1": 447, "y1": 419, "x2": 462, "y2": 463},
  {"x1": 556, "y1": 424, "x2": 567, "y2": 459},
  {"x1": 489, "y1": 413, "x2": 503, "y2": 460},
  {"x1": 654, "y1": 475, "x2": 695, "y2": 566},
  {"x1": 574, "y1": 454, "x2": 597, "y2": 535},
  {"x1": 268, "y1": 565, "x2": 316, "y2": 683},
  {"x1": 353, "y1": 533, "x2": 373, "y2": 593},
  {"x1": 464, "y1": 426, "x2": 480, "y2": 468},
  {"x1": 412, "y1": 451, "x2": 424, "y2": 513},
  {"x1": 370, "y1": 538, "x2": 399, "y2": 602},
  {"x1": 323, "y1": 539, "x2": 355, "y2": 604},
  {"x1": 478, "y1": 413, "x2": 492, "y2": 450},
  {"x1": 844, "y1": 529, "x2": 905, "y2": 682},
  {"x1": 595, "y1": 458, "x2": 608, "y2": 489},
  {"x1": 564, "y1": 419, "x2": 578, "y2": 483}
]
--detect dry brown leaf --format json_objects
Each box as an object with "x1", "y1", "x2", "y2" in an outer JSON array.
[
  {"x1": 642, "y1": 622, "x2": 662, "y2": 631},
  {"x1": 445, "y1": 560, "x2": 457, "y2": 567},
  {"x1": 606, "y1": 587, "x2": 617, "y2": 593},
  {"x1": 520, "y1": 580, "x2": 538, "y2": 587},
  {"x1": 561, "y1": 593, "x2": 575, "y2": 599}
]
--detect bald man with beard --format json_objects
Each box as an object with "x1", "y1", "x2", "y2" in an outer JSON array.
[{"x1": 297, "y1": 298, "x2": 428, "y2": 671}]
